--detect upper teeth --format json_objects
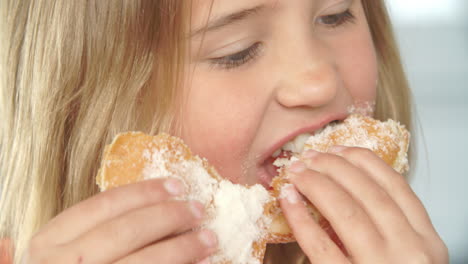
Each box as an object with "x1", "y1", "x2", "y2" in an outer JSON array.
[
  {"x1": 270, "y1": 122, "x2": 339, "y2": 158},
  {"x1": 281, "y1": 133, "x2": 312, "y2": 154},
  {"x1": 271, "y1": 132, "x2": 312, "y2": 158}
]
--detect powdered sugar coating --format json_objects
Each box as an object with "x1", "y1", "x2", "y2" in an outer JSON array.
[
  {"x1": 142, "y1": 148, "x2": 218, "y2": 204},
  {"x1": 140, "y1": 135, "x2": 272, "y2": 264},
  {"x1": 347, "y1": 101, "x2": 376, "y2": 116},
  {"x1": 209, "y1": 181, "x2": 271, "y2": 263},
  {"x1": 273, "y1": 114, "x2": 410, "y2": 174}
]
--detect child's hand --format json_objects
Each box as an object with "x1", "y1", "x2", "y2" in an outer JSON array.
[
  {"x1": 279, "y1": 147, "x2": 448, "y2": 264},
  {"x1": 22, "y1": 178, "x2": 217, "y2": 264}
]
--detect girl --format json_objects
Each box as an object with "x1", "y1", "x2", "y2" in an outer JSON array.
[{"x1": 0, "y1": 0, "x2": 448, "y2": 263}]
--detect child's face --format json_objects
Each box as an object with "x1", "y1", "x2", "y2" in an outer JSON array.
[{"x1": 179, "y1": 0, "x2": 377, "y2": 187}]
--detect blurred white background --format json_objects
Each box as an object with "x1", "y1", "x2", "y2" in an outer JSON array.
[{"x1": 387, "y1": 1, "x2": 468, "y2": 263}]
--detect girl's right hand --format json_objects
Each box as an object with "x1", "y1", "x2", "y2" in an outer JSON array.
[{"x1": 22, "y1": 178, "x2": 218, "y2": 264}]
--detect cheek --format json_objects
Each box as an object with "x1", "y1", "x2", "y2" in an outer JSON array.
[
  {"x1": 178, "y1": 73, "x2": 261, "y2": 183},
  {"x1": 336, "y1": 28, "x2": 378, "y2": 105}
]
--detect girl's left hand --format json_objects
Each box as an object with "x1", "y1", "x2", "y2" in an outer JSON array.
[{"x1": 279, "y1": 146, "x2": 448, "y2": 264}]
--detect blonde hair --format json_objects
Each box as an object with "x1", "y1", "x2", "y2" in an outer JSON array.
[
  {"x1": 0, "y1": 0, "x2": 411, "y2": 263},
  {"x1": 0, "y1": 1, "x2": 189, "y2": 262}
]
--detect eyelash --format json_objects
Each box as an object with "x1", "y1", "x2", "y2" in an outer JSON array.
[
  {"x1": 210, "y1": 9, "x2": 356, "y2": 70},
  {"x1": 209, "y1": 42, "x2": 263, "y2": 71},
  {"x1": 318, "y1": 9, "x2": 356, "y2": 28}
]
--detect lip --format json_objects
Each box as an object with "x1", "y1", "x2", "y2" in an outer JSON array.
[{"x1": 256, "y1": 113, "x2": 349, "y2": 168}]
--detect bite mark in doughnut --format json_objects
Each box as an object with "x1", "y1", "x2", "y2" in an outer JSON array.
[{"x1": 96, "y1": 114, "x2": 410, "y2": 264}]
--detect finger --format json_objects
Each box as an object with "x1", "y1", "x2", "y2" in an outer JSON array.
[
  {"x1": 329, "y1": 146, "x2": 434, "y2": 235},
  {"x1": 286, "y1": 162, "x2": 384, "y2": 258},
  {"x1": 300, "y1": 150, "x2": 414, "y2": 239},
  {"x1": 114, "y1": 229, "x2": 218, "y2": 264},
  {"x1": 279, "y1": 184, "x2": 350, "y2": 264},
  {"x1": 39, "y1": 178, "x2": 184, "y2": 244},
  {"x1": 61, "y1": 200, "x2": 205, "y2": 264}
]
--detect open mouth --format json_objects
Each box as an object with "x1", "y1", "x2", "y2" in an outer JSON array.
[{"x1": 258, "y1": 120, "x2": 341, "y2": 188}]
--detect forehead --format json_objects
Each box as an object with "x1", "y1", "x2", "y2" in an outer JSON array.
[{"x1": 190, "y1": 0, "x2": 279, "y2": 25}]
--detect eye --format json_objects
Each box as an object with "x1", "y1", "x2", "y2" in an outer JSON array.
[
  {"x1": 209, "y1": 42, "x2": 263, "y2": 70},
  {"x1": 317, "y1": 9, "x2": 356, "y2": 28}
]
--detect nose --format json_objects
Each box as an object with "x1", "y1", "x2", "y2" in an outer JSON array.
[{"x1": 274, "y1": 42, "x2": 340, "y2": 109}]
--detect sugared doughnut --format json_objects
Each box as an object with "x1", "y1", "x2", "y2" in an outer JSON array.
[
  {"x1": 96, "y1": 114, "x2": 410, "y2": 263},
  {"x1": 96, "y1": 132, "x2": 274, "y2": 264}
]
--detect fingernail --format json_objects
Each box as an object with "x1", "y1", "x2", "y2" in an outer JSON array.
[
  {"x1": 302, "y1": 149, "x2": 319, "y2": 159},
  {"x1": 280, "y1": 184, "x2": 303, "y2": 204},
  {"x1": 189, "y1": 201, "x2": 205, "y2": 219},
  {"x1": 199, "y1": 229, "x2": 218, "y2": 248},
  {"x1": 288, "y1": 161, "x2": 306, "y2": 174},
  {"x1": 196, "y1": 257, "x2": 211, "y2": 264},
  {"x1": 329, "y1": 145, "x2": 347, "y2": 153},
  {"x1": 164, "y1": 178, "x2": 185, "y2": 195}
]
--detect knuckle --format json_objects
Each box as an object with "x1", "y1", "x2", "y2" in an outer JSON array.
[
  {"x1": 327, "y1": 152, "x2": 347, "y2": 163},
  {"x1": 440, "y1": 240, "x2": 449, "y2": 257},
  {"x1": 89, "y1": 193, "x2": 115, "y2": 218},
  {"x1": 109, "y1": 215, "x2": 144, "y2": 243},
  {"x1": 185, "y1": 231, "x2": 211, "y2": 252},
  {"x1": 433, "y1": 237, "x2": 449, "y2": 263},
  {"x1": 410, "y1": 250, "x2": 432, "y2": 264},
  {"x1": 315, "y1": 152, "x2": 333, "y2": 164},
  {"x1": 398, "y1": 244, "x2": 433, "y2": 264},
  {"x1": 389, "y1": 172, "x2": 411, "y2": 193},
  {"x1": 162, "y1": 200, "x2": 203, "y2": 225}
]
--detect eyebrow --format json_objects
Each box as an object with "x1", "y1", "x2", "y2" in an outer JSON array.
[{"x1": 190, "y1": 4, "x2": 269, "y2": 38}]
